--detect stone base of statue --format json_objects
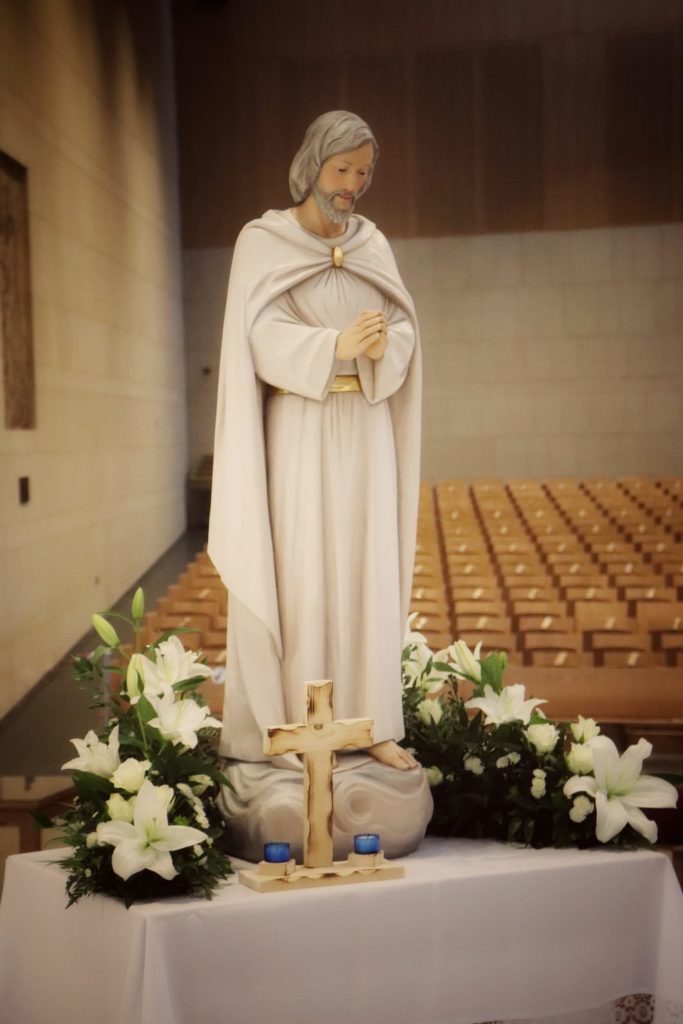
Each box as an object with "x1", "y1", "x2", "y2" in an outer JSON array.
[{"x1": 217, "y1": 753, "x2": 433, "y2": 863}]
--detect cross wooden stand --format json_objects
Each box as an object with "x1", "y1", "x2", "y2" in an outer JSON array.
[{"x1": 239, "y1": 680, "x2": 405, "y2": 892}]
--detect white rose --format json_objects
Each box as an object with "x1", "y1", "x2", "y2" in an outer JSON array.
[
  {"x1": 417, "y1": 698, "x2": 443, "y2": 726},
  {"x1": 464, "y1": 755, "x2": 484, "y2": 775},
  {"x1": 86, "y1": 831, "x2": 100, "y2": 848},
  {"x1": 111, "y1": 757, "x2": 151, "y2": 794},
  {"x1": 106, "y1": 793, "x2": 135, "y2": 822},
  {"x1": 425, "y1": 766, "x2": 443, "y2": 787},
  {"x1": 569, "y1": 795, "x2": 594, "y2": 823},
  {"x1": 525, "y1": 723, "x2": 559, "y2": 756},
  {"x1": 569, "y1": 716, "x2": 601, "y2": 743},
  {"x1": 566, "y1": 743, "x2": 594, "y2": 775},
  {"x1": 530, "y1": 768, "x2": 546, "y2": 799}
]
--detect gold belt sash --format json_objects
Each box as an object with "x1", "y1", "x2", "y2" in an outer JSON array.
[{"x1": 269, "y1": 374, "x2": 361, "y2": 397}]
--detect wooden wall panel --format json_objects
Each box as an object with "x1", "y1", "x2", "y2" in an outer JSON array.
[
  {"x1": 342, "y1": 54, "x2": 413, "y2": 236},
  {"x1": 414, "y1": 50, "x2": 477, "y2": 235},
  {"x1": 606, "y1": 32, "x2": 676, "y2": 225},
  {"x1": 173, "y1": 2, "x2": 683, "y2": 244},
  {"x1": 177, "y1": 60, "x2": 282, "y2": 245},
  {"x1": 173, "y1": 0, "x2": 683, "y2": 56},
  {"x1": 675, "y1": 30, "x2": 683, "y2": 221},
  {"x1": 542, "y1": 37, "x2": 607, "y2": 230},
  {"x1": 271, "y1": 58, "x2": 344, "y2": 213},
  {"x1": 479, "y1": 43, "x2": 544, "y2": 232}
]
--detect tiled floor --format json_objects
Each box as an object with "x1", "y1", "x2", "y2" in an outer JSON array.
[{"x1": 0, "y1": 530, "x2": 207, "y2": 883}]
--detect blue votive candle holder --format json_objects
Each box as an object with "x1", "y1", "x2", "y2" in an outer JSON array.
[
  {"x1": 354, "y1": 833, "x2": 381, "y2": 855},
  {"x1": 263, "y1": 842, "x2": 291, "y2": 863}
]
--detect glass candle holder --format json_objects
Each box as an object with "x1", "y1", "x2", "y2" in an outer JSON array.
[
  {"x1": 263, "y1": 842, "x2": 291, "y2": 863},
  {"x1": 353, "y1": 833, "x2": 380, "y2": 855}
]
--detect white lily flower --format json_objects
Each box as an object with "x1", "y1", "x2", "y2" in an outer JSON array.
[
  {"x1": 402, "y1": 639, "x2": 433, "y2": 690},
  {"x1": 424, "y1": 649, "x2": 456, "y2": 694},
  {"x1": 131, "y1": 636, "x2": 213, "y2": 705},
  {"x1": 564, "y1": 736, "x2": 678, "y2": 844},
  {"x1": 448, "y1": 639, "x2": 482, "y2": 681},
  {"x1": 96, "y1": 779, "x2": 207, "y2": 881},
  {"x1": 147, "y1": 690, "x2": 222, "y2": 748},
  {"x1": 62, "y1": 724, "x2": 120, "y2": 778},
  {"x1": 570, "y1": 715, "x2": 601, "y2": 743},
  {"x1": 465, "y1": 684, "x2": 546, "y2": 726},
  {"x1": 404, "y1": 612, "x2": 428, "y2": 647},
  {"x1": 417, "y1": 698, "x2": 443, "y2": 726}
]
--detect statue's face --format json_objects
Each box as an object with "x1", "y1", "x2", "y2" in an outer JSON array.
[{"x1": 313, "y1": 142, "x2": 374, "y2": 223}]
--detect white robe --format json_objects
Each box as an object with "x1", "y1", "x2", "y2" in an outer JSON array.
[{"x1": 208, "y1": 210, "x2": 421, "y2": 762}]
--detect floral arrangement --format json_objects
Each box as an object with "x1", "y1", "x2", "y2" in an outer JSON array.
[
  {"x1": 56, "y1": 589, "x2": 233, "y2": 906},
  {"x1": 401, "y1": 622, "x2": 679, "y2": 848}
]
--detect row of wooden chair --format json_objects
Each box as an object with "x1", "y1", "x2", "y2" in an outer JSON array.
[
  {"x1": 139, "y1": 552, "x2": 228, "y2": 712},
  {"x1": 410, "y1": 482, "x2": 452, "y2": 649},
  {"x1": 424, "y1": 478, "x2": 683, "y2": 667},
  {"x1": 138, "y1": 478, "x2": 683, "y2": 678}
]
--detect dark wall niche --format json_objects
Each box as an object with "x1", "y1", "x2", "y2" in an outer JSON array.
[{"x1": 0, "y1": 150, "x2": 36, "y2": 430}]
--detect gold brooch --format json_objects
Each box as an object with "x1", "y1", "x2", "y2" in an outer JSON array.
[{"x1": 332, "y1": 246, "x2": 344, "y2": 268}]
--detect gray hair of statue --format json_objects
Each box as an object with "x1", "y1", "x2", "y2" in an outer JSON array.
[{"x1": 289, "y1": 111, "x2": 379, "y2": 204}]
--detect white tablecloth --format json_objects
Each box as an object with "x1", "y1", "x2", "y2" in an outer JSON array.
[{"x1": 1, "y1": 838, "x2": 682, "y2": 1024}]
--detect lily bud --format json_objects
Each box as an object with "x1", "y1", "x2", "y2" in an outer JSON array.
[
  {"x1": 126, "y1": 653, "x2": 145, "y2": 703},
  {"x1": 131, "y1": 587, "x2": 145, "y2": 623},
  {"x1": 91, "y1": 614, "x2": 120, "y2": 648}
]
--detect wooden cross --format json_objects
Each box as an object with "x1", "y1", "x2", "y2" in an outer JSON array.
[{"x1": 265, "y1": 681, "x2": 373, "y2": 868}]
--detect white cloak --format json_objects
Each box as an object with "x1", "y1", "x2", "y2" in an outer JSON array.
[{"x1": 208, "y1": 209, "x2": 421, "y2": 762}]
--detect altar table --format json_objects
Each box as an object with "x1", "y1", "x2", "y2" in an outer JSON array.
[{"x1": 1, "y1": 838, "x2": 682, "y2": 1024}]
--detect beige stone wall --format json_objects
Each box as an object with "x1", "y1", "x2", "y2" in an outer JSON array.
[
  {"x1": 184, "y1": 223, "x2": 683, "y2": 481},
  {"x1": 0, "y1": 1, "x2": 186, "y2": 719}
]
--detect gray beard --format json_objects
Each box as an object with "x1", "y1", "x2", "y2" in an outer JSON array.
[{"x1": 312, "y1": 183, "x2": 355, "y2": 225}]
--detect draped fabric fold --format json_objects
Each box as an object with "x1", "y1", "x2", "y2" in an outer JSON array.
[{"x1": 208, "y1": 209, "x2": 421, "y2": 761}]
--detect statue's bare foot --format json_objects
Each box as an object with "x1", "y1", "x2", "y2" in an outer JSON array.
[{"x1": 368, "y1": 740, "x2": 418, "y2": 771}]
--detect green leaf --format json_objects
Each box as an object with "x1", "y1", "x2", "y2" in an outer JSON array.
[
  {"x1": 172, "y1": 675, "x2": 206, "y2": 694},
  {"x1": 507, "y1": 815, "x2": 522, "y2": 842},
  {"x1": 31, "y1": 811, "x2": 56, "y2": 829},
  {"x1": 480, "y1": 652, "x2": 506, "y2": 693},
  {"x1": 136, "y1": 695, "x2": 157, "y2": 726},
  {"x1": 432, "y1": 662, "x2": 452, "y2": 673},
  {"x1": 71, "y1": 770, "x2": 114, "y2": 800}
]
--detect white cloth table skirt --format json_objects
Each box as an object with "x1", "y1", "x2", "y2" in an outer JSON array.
[{"x1": 1, "y1": 838, "x2": 682, "y2": 1024}]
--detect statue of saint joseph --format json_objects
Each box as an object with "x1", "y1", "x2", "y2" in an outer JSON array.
[{"x1": 208, "y1": 111, "x2": 422, "y2": 775}]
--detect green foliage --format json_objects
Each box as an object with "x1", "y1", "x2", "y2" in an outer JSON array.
[
  {"x1": 401, "y1": 633, "x2": 654, "y2": 850},
  {"x1": 55, "y1": 591, "x2": 233, "y2": 906}
]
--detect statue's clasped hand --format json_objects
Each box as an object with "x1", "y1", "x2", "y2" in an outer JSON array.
[{"x1": 336, "y1": 310, "x2": 388, "y2": 361}]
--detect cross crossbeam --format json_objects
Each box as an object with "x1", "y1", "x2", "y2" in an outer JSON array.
[{"x1": 265, "y1": 680, "x2": 373, "y2": 867}]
